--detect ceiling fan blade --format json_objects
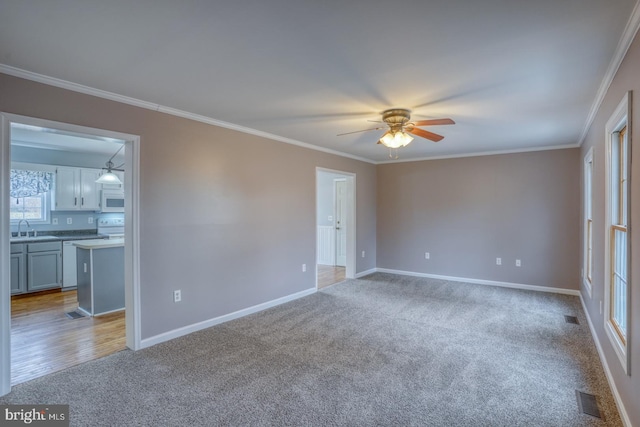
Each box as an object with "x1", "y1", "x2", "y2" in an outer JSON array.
[
  {"x1": 408, "y1": 127, "x2": 445, "y2": 142},
  {"x1": 376, "y1": 131, "x2": 391, "y2": 144},
  {"x1": 337, "y1": 126, "x2": 385, "y2": 136},
  {"x1": 412, "y1": 118, "x2": 455, "y2": 127}
]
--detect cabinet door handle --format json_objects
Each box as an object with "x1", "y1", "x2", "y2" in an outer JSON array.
[
  {"x1": 82, "y1": 197, "x2": 84, "y2": 206},
  {"x1": 74, "y1": 197, "x2": 77, "y2": 206}
]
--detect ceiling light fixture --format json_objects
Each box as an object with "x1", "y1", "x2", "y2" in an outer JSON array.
[
  {"x1": 95, "y1": 145, "x2": 124, "y2": 184},
  {"x1": 379, "y1": 130, "x2": 414, "y2": 148}
]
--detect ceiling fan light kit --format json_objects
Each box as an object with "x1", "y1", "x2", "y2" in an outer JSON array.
[{"x1": 379, "y1": 131, "x2": 413, "y2": 148}]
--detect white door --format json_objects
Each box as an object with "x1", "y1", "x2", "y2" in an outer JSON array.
[{"x1": 335, "y1": 179, "x2": 347, "y2": 267}]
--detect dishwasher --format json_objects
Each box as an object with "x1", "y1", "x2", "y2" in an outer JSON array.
[{"x1": 63, "y1": 240, "x2": 85, "y2": 289}]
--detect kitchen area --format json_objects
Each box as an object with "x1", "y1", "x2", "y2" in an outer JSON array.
[
  {"x1": 8, "y1": 122, "x2": 127, "y2": 384},
  {"x1": 11, "y1": 216, "x2": 125, "y2": 315}
]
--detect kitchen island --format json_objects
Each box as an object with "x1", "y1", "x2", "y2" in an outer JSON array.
[{"x1": 74, "y1": 238, "x2": 124, "y2": 316}]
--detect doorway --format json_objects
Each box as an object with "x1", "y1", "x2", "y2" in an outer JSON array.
[
  {"x1": 316, "y1": 168, "x2": 355, "y2": 289},
  {"x1": 0, "y1": 113, "x2": 141, "y2": 396}
]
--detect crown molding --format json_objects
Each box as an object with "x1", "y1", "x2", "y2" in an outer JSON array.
[
  {"x1": 376, "y1": 143, "x2": 580, "y2": 164},
  {"x1": 578, "y1": 1, "x2": 640, "y2": 146},
  {"x1": 0, "y1": 64, "x2": 375, "y2": 165}
]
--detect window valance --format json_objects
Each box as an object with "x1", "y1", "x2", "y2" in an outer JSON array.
[{"x1": 10, "y1": 169, "x2": 54, "y2": 199}]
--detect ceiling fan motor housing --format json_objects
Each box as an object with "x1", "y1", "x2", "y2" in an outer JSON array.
[
  {"x1": 382, "y1": 108, "x2": 411, "y2": 124},
  {"x1": 382, "y1": 108, "x2": 411, "y2": 133}
]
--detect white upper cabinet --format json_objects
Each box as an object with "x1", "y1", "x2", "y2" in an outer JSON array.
[
  {"x1": 53, "y1": 167, "x2": 101, "y2": 211},
  {"x1": 80, "y1": 169, "x2": 101, "y2": 209},
  {"x1": 54, "y1": 167, "x2": 78, "y2": 210}
]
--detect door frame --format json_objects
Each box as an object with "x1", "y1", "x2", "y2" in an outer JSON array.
[
  {"x1": 0, "y1": 113, "x2": 142, "y2": 396},
  {"x1": 316, "y1": 167, "x2": 356, "y2": 286}
]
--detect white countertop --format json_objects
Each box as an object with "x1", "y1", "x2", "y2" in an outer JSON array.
[{"x1": 73, "y1": 238, "x2": 125, "y2": 249}]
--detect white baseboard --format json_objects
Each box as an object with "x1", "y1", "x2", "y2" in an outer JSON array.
[
  {"x1": 140, "y1": 287, "x2": 316, "y2": 349},
  {"x1": 355, "y1": 268, "x2": 377, "y2": 278},
  {"x1": 579, "y1": 294, "x2": 631, "y2": 427},
  {"x1": 374, "y1": 268, "x2": 581, "y2": 296}
]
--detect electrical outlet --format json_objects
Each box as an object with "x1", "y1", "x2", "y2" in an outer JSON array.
[
  {"x1": 302, "y1": 263, "x2": 307, "y2": 272},
  {"x1": 88, "y1": 217, "x2": 93, "y2": 224},
  {"x1": 496, "y1": 257, "x2": 502, "y2": 266},
  {"x1": 362, "y1": 251, "x2": 365, "y2": 258},
  {"x1": 66, "y1": 218, "x2": 72, "y2": 225},
  {"x1": 515, "y1": 259, "x2": 521, "y2": 267},
  {"x1": 173, "y1": 290, "x2": 181, "y2": 303},
  {"x1": 52, "y1": 218, "x2": 58, "y2": 225},
  {"x1": 425, "y1": 252, "x2": 430, "y2": 260}
]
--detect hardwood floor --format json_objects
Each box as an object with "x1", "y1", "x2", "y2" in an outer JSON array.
[
  {"x1": 11, "y1": 290, "x2": 125, "y2": 385},
  {"x1": 317, "y1": 264, "x2": 346, "y2": 289}
]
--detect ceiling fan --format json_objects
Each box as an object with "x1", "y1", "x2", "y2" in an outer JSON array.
[{"x1": 338, "y1": 108, "x2": 455, "y2": 149}]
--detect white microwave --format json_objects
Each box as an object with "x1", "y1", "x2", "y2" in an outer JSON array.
[{"x1": 100, "y1": 190, "x2": 125, "y2": 212}]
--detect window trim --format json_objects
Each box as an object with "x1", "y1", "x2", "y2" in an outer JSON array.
[
  {"x1": 583, "y1": 147, "x2": 594, "y2": 297},
  {"x1": 9, "y1": 192, "x2": 51, "y2": 225},
  {"x1": 603, "y1": 91, "x2": 632, "y2": 375}
]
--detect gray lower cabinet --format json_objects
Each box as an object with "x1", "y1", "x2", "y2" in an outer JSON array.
[
  {"x1": 76, "y1": 246, "x2": 124, "y2": 316},
  {"x1": 26, "y1": 241, "x2": 62, "y2": 292},
  {"x1": 10, "y1": 244, "x2": 26, "y2": 294}
]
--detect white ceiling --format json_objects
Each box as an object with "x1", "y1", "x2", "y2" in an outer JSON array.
[{"x1": 0, "y1": 0, "x2": 637, "y2": 162}]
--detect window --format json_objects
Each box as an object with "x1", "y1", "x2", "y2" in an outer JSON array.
[
  {"x1": 583, "y1": 147, "x2": 593, "y2": 297},
  {"x1": 10, "y1": 194, "x2": 49, "y2": 223},
  {"x1": 9, "y1": 168, "x2": 53, "y2": 225},
  {"x1": 610, "y1": 126, "x2": 627, "y2": 339},
  {"x1": 604, "y1": 92, "x2": 631, "y2": 374}
]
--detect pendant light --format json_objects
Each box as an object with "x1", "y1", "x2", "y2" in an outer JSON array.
[{"x1": 96, "y1": 145, "x2": 124, "y2": 184}]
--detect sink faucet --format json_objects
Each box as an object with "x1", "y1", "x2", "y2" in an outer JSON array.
[{"x1": 16, "y1": 219, "x2": 30, "y2": 237}]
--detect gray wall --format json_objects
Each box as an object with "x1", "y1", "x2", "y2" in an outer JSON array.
[
  {"x1": 377, "y1": 149, "x2": 580, "y2": 289},
  {"x1": 580, "y1": 28, "x2": 640, "y2": 425},
  {"x1": 0, "y1": 73, "x2": 377, "y2": 339}
]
